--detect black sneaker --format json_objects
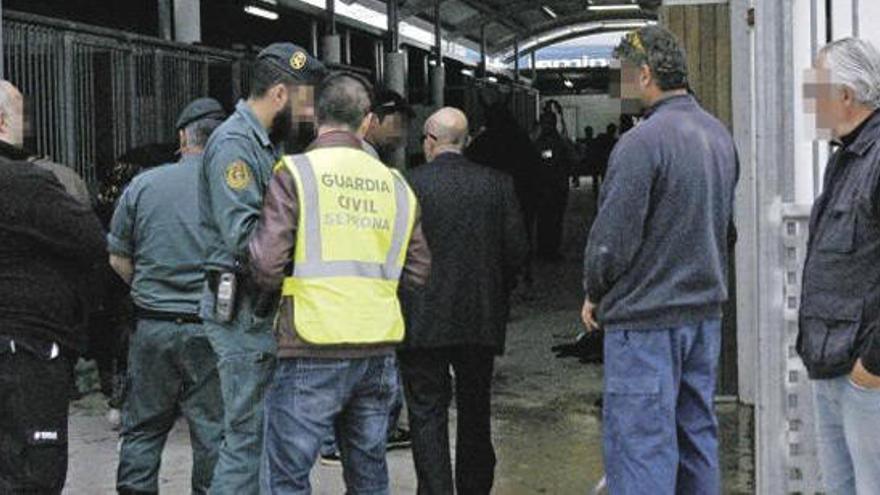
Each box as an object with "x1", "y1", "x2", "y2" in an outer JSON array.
[
  {"x1": 387, "y1": 427, "x2": 412, "y2": 450},
  {"x1": 319, "y1": 452, "x2": 342, "y2": 467}
]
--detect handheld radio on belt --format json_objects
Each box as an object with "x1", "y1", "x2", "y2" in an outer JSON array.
[{"x1": 215, "y1": 272, "x2": 237, "y2": 322}]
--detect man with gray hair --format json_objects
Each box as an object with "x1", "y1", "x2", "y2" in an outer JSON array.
[
  {"x1": 800, "y1": 37, "x2": 880, "y2": 494},
  {"x1": 109, "y1": 98, "x2": 226, "y2": 494},
  {"x1": 0, "y1": 80, "x2": 90, "y2": 204}
]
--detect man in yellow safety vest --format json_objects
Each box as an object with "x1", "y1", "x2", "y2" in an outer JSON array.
[{"x1": 248, "y1": 72, "x2": 431, "y2": 493}]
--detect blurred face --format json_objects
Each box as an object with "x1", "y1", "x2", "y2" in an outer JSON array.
[
  {"x1": 804, "y1": 57, "x2": 849, "y2": 140},
  {"x1": 270, "y1": 83, "x2": 316, "y2": 147},
  {"x1": 0, "y1": 83, "x2": 25, "y2": 147},
  {"x1": 368, "y1": 112, "x2": 406, "y2": 150}
]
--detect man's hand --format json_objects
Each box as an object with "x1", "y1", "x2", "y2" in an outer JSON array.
[
  {"x1": 850, "y1": 359, "x2": 880, "y2": 390},
  {"x1": 581, "y1": 299, "x2": 600, "y2": 332}
]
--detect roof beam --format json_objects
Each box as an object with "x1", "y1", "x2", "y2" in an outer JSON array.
[
  {"x1": 401, "y1": 0, "x2": 438, "y2": 18},
  {"x1": 491, "y1": 10, "x2": 654, "y2": 54},
  {"x1": 454, "y1": 0, "x2": 528, "y2": 35}
]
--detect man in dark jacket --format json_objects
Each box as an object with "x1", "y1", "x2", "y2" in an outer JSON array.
[
  {"x1": 582, "y1": 27, "x2": 737, "y2": 494},
  {"x1": 0, "y1": 83, "x2": 106, "y2": 493},
  {"x1": 401, "y1": 107, "x2": 529, "y2": 495},
  {"x1": 799, "y1": 38, "x2": 880, "y2": 494},
  {"x1": 534, "y1": 110, "x2": 574, "y2": 261}
]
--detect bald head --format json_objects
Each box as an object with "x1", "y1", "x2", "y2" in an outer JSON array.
[
  {"x1": 0, "y1": 81, "x2": 24, "y2": 147},
  {"x1": 423, "y1": 107, "x2": 468, "y2": 161}
]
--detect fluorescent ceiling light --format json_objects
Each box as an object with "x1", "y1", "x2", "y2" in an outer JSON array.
[
  {"x1": 588, "y1": 4, "x2": 641, "y2": 11},
  {"x1": 258, "y1": 0, "x2": 278, "y2": 5},
  {"x1": 541, "y1": 6, "x2": 558, "y2": 19},
  {"x1": 461, "y1": 69, "x2": 475, "y2": 77},
  {"x1": 244, "y1": 5, "x2": 280, "y2": 20},
  {"x1": 563, "y1": 79, "x2": 574, "y2": 88},
  {"x1": 487, "y1": 76, "x2": 499, "y2": 83}
]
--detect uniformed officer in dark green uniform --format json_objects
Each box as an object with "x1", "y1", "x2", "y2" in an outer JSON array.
[
  {"x1": 198, "y1": 43, "x2": 325, "y2": 493},
  {"x1": 109, "y1": 98, "x2": 227, "y2": 494}
]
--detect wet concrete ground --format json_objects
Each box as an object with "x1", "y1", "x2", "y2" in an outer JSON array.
[{"x1": 65, "y1": 183, "x2": 754, "y2": 494}]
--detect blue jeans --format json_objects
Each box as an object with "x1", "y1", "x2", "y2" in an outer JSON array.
[
  {"x1": 813, "y1": 376, "x2": 880, "y2": 494},
  {"x1": 602, "y1": 320, "x2": 721, "y2": 495},
  {"x1": 262, "y1": 355, "x2": 398, "y2": 494},
  {"x1": 201, "y1": 288, "x2": 277, "y2": 495},
  {"x1": 320, "y1": 364, "x2": 404, "y2": 457}
]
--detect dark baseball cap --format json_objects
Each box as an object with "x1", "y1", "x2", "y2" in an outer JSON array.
[
  {"x1": 175, "y1": 97, "x2": 226, "y2": 130},
  {"x1": 257, "y1": 42, "x2": 326, "y2": 84}
]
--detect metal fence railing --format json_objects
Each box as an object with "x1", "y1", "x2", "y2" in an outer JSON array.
[{"x1": 3, "y1": 10, "x2": 253, "y2": 187}]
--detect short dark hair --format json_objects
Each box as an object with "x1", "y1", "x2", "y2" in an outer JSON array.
[
  {"x1": 372, "y1": 88, "x2": 413, "y2": 123},
  {"x1": 614, "y1": 26, "x2": 689, "y2": 91},
  {"x1": 184, "y1": 118, "x2": 223, "y2": 147},
  {"x1": 317, "y1": 72, "x2": 374, "y2": 131},
  {"x1": 249, "y1": 58, "x2": 298, "y2": 98}
]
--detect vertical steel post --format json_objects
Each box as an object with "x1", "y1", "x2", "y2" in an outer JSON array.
[
  {"x1": 530, "y1": 50, "x2": 537, "y2": 80},
  {"x1": 0, "y1": 0, "x2": 4, "y2": 79},
  {"x1": 322, "y1": 0, "x2": 341, "y2": 64},
  {"x1": 344, "y1": 29, "x2": 352, "y2": 65},
  {"x1": 310, "y1": 20, "x2": 319, "y2": 57},
  {"x1": 327, "y1": 0, "x2": 336, "y2": 35},
  {"x1": 173, "y1": 0, "x2": 201, "y2": 43},
  {"x1": 158, "y1": 0, "x2": 173, "y2": 40},
  {"x1": 433, "y1": 0, "x2": 442, "y2": 63},
  {"x1": 431, "y1": 0, "x2": 444, "y2": 107},
  {"x1": 384, "y1": 0, "x2": 406, "y2": 168},
  {"x1": 388, "y1": 0, "x2": 399, "y2": 53},
  {"x1": 480, "y1": 23, "x2": 487, "y2": 78},
  {"x1": 852, "y1": 0, "x2": 860, "y2": 37},
  {"x1": 514, "y1": 39, "x2": 520, "y2": 83}
]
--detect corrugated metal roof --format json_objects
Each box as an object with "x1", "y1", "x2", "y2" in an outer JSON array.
[{"x1": 404, "y1": 0, "x2": 656, "y2": 53}]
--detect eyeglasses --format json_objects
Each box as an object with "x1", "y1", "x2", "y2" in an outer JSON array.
[{"x1": 421, "y1": 132, "x2": 438, "y2": 142}]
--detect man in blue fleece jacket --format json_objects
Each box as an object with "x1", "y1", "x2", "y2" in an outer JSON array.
[{"x1": 581, "y1": 26, "x2": 737, "y2": 495}]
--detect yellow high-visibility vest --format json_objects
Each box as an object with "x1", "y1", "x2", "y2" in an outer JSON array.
[{"x1": 280, "y1": 147, "x2": 417, "y2": 345}]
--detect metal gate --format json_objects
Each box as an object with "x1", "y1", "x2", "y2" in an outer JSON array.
[{"x1": 2, "y1": 10, "x2": 251, "y2": 187}]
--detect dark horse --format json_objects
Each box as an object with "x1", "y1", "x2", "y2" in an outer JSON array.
[{"x1": 465, "y1": 92, "x2": 542, "y2": 282}]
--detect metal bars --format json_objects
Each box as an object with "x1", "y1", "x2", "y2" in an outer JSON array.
[{"x1": 1, "y1": 11, "x2": 248, "y2": 187}]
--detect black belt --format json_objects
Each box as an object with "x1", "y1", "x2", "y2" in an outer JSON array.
[{"x1": 133, "y1": 306, "x2": 202, "y2": 324}]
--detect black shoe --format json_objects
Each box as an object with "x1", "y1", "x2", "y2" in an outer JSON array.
[
  {"x1": 386, "y1": 427, "x2": 412, "y2": 450},
  {"x1": 319, "y1": 452, "x2": 342, "y2": 467}
]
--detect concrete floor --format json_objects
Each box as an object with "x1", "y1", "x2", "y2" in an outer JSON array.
[{"x1": 64, "y1": 183, "x2": 754, "y2": 494}]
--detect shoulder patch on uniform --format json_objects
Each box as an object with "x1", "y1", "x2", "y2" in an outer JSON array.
[{"x1": 225, "y1": 160, "x2": 253, "y2": 191}]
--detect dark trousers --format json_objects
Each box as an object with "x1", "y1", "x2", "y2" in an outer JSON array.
[
  {"x1": 0, "y1": 338, "x2": 72, "y2": 494},
  {"x1": 536, "y1": 187, "x2": 568, "y2": 258},
  {"x1": 398, "y1": 346, "x2": 496, "y2": 495},
  {"x1": 117, "y1": 320, "x2": 223, "y2": 495}
]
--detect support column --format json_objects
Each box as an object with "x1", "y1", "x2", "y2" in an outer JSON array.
[
  {"x1": 344, "y1": 29, "x2": 352, "y2": 65},
  {"x1": 173, "y1": 0, "x2": 201, "y2": 43},
  {"x1": 514, "y1": 39, "x2": 520, "y2": 83},
  {"x1": 0, "y1": 0, "x2": 5, "y2": 78},
  {"x1": 479, "y1": 23, "x2": 487, "y2": 78},
  {"x1": 384, "y1": 0, "x2": 406, "y2": 168},
  {"x1": 374, "y1": 39, "x2": 384, "y2": 82},
  {"x1": 310, "y1": 20, "x2": 319, "y2": 58},
  {"x1": 431, "y1": 0, "x2": 444, "y2": 107},
  {"x1": 322, "y1": 0, "x2": 341, "y2": 64},
  {"x1": 158, "y1": 0, "x2": 173, "y2": 40},
  {"x1": 530, "y1": 51, "x2": 537, "y2": 80}
]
